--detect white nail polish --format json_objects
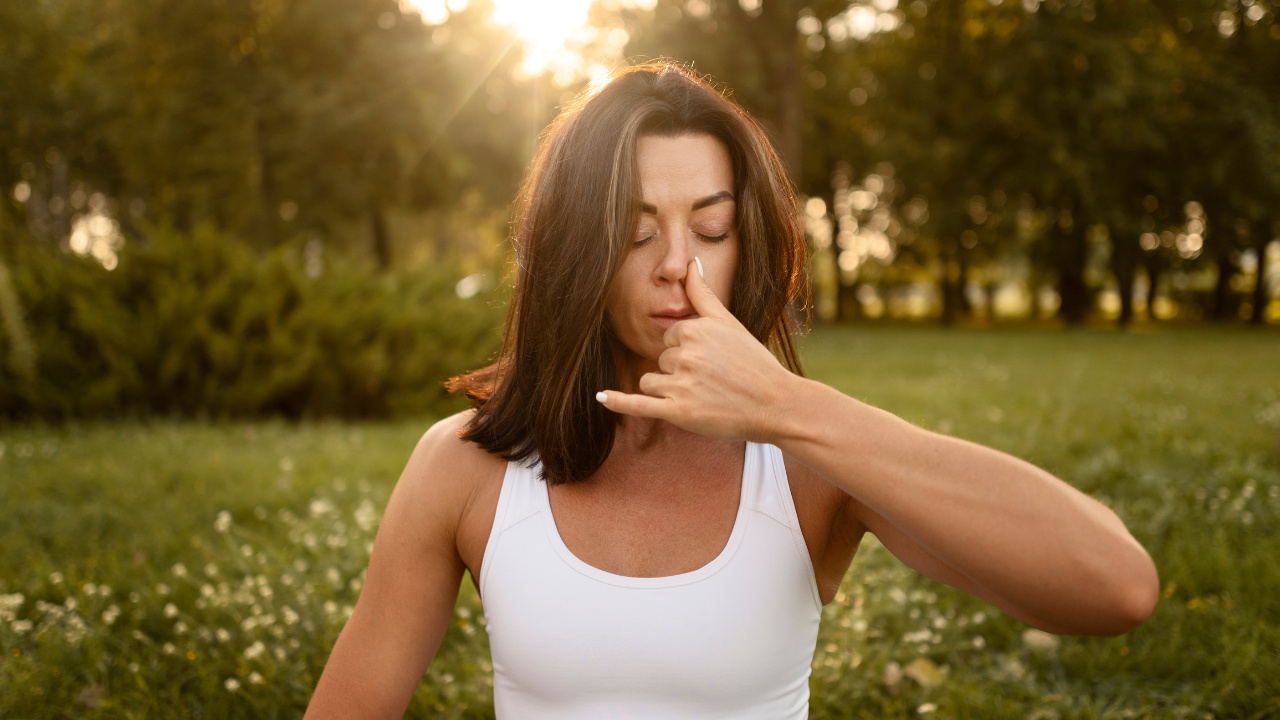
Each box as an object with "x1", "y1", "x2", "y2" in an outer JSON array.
[
  {"x1": 695, "y1": 256, "x2": 704, "y2": 279},
  {"x1": 595, "y1": 391, "x2": 608, "y2": 404}
]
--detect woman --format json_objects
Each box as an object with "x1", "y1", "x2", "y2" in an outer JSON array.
[{"x1": 305, "y1": 63, "x2": 1158, "y2": 719}]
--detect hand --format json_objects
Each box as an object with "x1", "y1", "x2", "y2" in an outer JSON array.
[{"x1": 597, "y1": 258, "x2": 801, "y2": 443}]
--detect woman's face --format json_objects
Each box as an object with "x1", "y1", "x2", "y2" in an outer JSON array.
[{"x1": 605, "y1": 133, "x2": 739, "y2": 371}]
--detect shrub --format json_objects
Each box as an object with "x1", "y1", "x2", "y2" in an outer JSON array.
[{"x1": 0, "y1": 226, "x2": 504, "y2": 419}]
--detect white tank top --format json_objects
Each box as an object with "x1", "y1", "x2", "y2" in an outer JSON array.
[{"x1": 478, "y1": 441, "x2": 823, "y2": 719}]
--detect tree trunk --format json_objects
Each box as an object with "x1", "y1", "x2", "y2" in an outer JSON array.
[
  {"x1": 1212, "y1": 253, "x2": 1236, "y2": 322},
  {"x1": 1251, "y1": 219, "x2": 1271, "y2": 325},
  {"x1": 1142, "y1": 256, "x2": 1158, "y2": 320},
  {"x1": 1114, "y1": 247, "x2": 1136, "y2": 328},
  {"x1": 939, "y1": 239, "x2": 958, "y2": 326},
  {"x1": 1057, "y1": 224, "x2": 1089, "y2": 325},
  {"x1": 957, "y1": 250, "x2": 972, "y2": 318},
  {"x1": 369, "y1": 199, "x2": 391, "y2": 270}
]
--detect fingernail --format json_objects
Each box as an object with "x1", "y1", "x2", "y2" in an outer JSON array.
[
  {"x1": 595, "y1": 391, "x2": 608, "y2": 404},
  {"x1": 695, "y1": 256, "x2": 704, "y2": 279}
]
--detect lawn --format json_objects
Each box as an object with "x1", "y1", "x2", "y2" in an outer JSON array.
[{"x1": 2, "y1": 326, "x2": 1278, "y2": 718}]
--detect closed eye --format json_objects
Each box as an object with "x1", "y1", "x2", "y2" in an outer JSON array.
[{"x1": 696, "y1": 232, "x2": 730, "y2": 242}]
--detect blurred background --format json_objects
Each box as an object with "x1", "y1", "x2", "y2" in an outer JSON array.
[
  {"x1": 1, "y1": 0, "x2": 1277, "y2": 421},
  {"x1": 3, "y1": 2, "x2": 1280, "y2": 716}
]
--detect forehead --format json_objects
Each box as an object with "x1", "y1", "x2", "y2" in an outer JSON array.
[{"x1": 635, "y1": 133, "x2": 734, "y2": 203}]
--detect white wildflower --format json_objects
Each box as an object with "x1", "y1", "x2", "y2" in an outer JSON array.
[
  {"x1": 224, "y1": 677, "x2": 240, "y2": 692},
  {"x1": 64, "y1": 597, "x2": 78, "y2": 611},
  {"x1": 98, "y1": 584, "x2": 111, "y2": 597},
  {"x1": 282, "y1": 606, "x2": 299, "y2": 626},
  {"x1": 11, "y1": 619, "x2": 33, "y2": 634},
  {"x1": 162, "y1": 642, "x2": 176, "y2": 655},
  {"x1": 172, "y1": 562, "x2": 188, "y2": 578},
  {"x1": 49, "y1": 572, "x2": 64, "y2": 585},
  {"x1": 215, "y1": 628, "x2": 231, "y2": 643},
  {"x1": 128, "y1": 662, "x2": 140, "y2": 673},
  {"x1": 214, "y1": 511, "x2": 232, "y2": 533},
  {"x1": 129, "y1": 592, "x2": 141, "y2": 604},
  {"x1": 244, "y1": 640, "x2": 265, "y2": 660},
  {"x1": 174, "y1": 621, "x2": 188, "y2": 635},
  {"x1": 324, "y1": 601, "x2": 338, "y2": 617},
  {"x1": 84, "y1": 582, "x2": 98, "y2": 596},
  {"x1": 354, "y1": 499, "x2": 378, "y2": 532},
  {"x1": 0, "y1": 593, "x2": 24, "y2": 622},
  {"x1": 903, "y1": 629, "x2": 932, "y2": 644},
  {"x1": 972, "y1": 635, "x2": 986, "y2": 649},
  {"x1": 241, "y1": 617, "x2": 257, "y2": 632},
  {"x1": 1022, "y1": 628, "x2": 1060, "y2": 652},
  {"x1": 156, "y1": 583, "x2": 171, "y2": 596},
  {"x1": 248, "y1": 671, "x2": 264, "y2": 685},
  {"x1": 274, "y1": 646, "x2": 287, "y2": 661},
  {"x1": 101, "y1": 605, "x2": 121, "y2": 625},
  {"x1": 65, "y1": 614, "x2": 88, "y2": 644},
  {"x1": 204, "y1": 563, "x2": 218, "y2": 578},
  {"x1": 164, "y1": 603, "x2": 178, "y2": 618},
  {"x1": 918, "y1": 703, "x2": 937, "y2": 714}
]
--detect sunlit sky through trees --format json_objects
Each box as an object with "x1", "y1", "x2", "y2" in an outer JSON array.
[{"x1": 405, "y1": 0, "x2": 618, "y2": 81}]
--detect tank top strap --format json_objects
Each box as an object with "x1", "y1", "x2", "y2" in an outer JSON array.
[
  {"x1": 479, "y1": 454, "x2": 544, "y2": 598},
  {"x1": 746, "y1": 442, "x2": 822, "y2": 611}
]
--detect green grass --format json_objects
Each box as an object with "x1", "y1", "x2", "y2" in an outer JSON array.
[{"x1": 2, "y1": 326, "x2": 1278, "y2": 718}]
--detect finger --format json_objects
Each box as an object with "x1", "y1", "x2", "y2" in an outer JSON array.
[
  {"x1": 638, "y1": 370, "x2": 678, "y2": 396},
  {"x1": 596, "y1": 390, "x2": 673, "y2": 419},
  {"x1": 656, "y1": 348, "x2": 681, "y2": 375},
  {"x1": 683, "y1": 257, "x2": 731, "y2": 319}
]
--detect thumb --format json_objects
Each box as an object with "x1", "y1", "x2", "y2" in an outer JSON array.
[{"x1": 684, "y1": 257, "x2": 730, "y2": 319}]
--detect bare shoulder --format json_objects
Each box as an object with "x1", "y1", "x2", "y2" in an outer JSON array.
[
  {"x1": 406, "y1": 409, "x2": 505, "y2": 487},
  {"x1": 386, "y1": 410, "x2": 506, "y2": 545}
]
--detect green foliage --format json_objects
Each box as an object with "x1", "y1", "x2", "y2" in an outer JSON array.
[
  {"x1": 2, "y1": 328, "x2": 1279, "y2": 716},
  {"x1": 0, "y1": 226, "x2": 504, "y2": 419}
]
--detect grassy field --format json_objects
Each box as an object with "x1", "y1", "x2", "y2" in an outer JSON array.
[{"x1": 2, "y1": 326, "x2": 1278, "y2": 718}]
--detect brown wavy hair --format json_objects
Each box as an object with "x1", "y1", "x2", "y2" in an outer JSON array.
[{"x1": 445, "y1": 61, "x2": 808, "y2": 486}]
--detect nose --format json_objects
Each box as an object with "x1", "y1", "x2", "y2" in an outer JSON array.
[{"x1": 654, "y1": 227, "x2": 694, "y2": 286}]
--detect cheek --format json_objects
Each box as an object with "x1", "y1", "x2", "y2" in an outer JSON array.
[
  {"x1": 604, "y1": 264, "x2": 643, "y2": 327},
  {"x1": 711, "y1": 238, "x2": 740, "y2": 306}
]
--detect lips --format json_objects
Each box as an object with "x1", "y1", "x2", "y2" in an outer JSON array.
[{"x1": 650, "y1": 313, "x2": 699, "y2": 330}]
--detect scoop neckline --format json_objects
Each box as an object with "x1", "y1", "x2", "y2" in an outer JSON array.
[{"x1": 538, "y1": 441, "x2": 755, "y2": 589}]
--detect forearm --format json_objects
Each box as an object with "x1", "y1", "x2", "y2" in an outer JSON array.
[{"x1": 769, "y1": 377, "x2": 1158, "y2": 635}]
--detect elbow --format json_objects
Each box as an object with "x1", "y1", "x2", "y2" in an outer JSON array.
[{"x1": 1098, "y1": 553, "x2": 1160, "y2": 636}]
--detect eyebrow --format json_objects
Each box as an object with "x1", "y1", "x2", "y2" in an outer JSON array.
[{"x1": 641, "y1": 191, "x2": 735, "y2": 215}]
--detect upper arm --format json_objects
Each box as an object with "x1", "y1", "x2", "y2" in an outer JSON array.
[
  {"x1": 304, "y1": 411, "x2": 499, "y2": 720},
  {"x1": 847, "y1": 497, "x2": 1073, "y2": 633}
]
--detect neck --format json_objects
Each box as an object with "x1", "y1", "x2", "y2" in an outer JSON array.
[{"x1": 609, "y1": 341, "x2": 683, "y2": 452}]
